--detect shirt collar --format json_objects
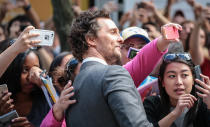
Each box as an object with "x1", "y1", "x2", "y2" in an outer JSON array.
[{"x1": 82, "y1": 57, "x2": 108, "y2": 65}]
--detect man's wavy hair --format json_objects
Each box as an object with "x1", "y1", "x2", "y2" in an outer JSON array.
[{"x1": 68, "y1": 10, "x2": 110, "y2": 62}]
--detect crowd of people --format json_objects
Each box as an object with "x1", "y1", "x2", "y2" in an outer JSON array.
[{"x1": 0, "y1": 0, "x2": 210, "y2": 127}]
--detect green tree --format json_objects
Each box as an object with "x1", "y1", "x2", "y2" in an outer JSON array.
[{"x1": 51, "y1": 0, "x2": 74, "y2": 51}]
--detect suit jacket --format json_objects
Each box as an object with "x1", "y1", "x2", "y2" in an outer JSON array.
[{"x1": 65, "y1": 61, "x2": 153, "y2": 127}]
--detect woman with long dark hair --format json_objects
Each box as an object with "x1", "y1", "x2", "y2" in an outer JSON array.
[
  {"x1": 0, "y1": 49, "x2": 50, "y2": 127},
  {"x1": 143, "y1": 53, "x2": 210, "y2": 127}
]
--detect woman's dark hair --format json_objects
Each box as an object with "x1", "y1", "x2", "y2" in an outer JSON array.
[
  {"x1": 7, "y1": 15, "x2": 33, "y2": 35},
  {"x1": 48, "y1": 51, "x2": 72, "y2": 77},
  {"x1": 0, "y1": 49, "x2": 42, "y2": 99},
  {"x1": 158, "y1": 53, "x2": 198, "y2": 125},
  {"x1": 174, "y1": 10, "x2": 185, "y2": 18},
  {"x1": 69, "y1": 10, "x2": 110, "y2": 62}
]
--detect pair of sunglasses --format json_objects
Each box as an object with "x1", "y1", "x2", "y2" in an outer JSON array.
[
  {"x1": 163, "y1": 53, "x2": 191, "y2": 62},
  {"x1": 65, "y1": 58, "x2": 79, "y2": 79}
]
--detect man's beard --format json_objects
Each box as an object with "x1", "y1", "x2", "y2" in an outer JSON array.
[{"x1": 104, "y1": 53, "x2": 122, "y2": 65}]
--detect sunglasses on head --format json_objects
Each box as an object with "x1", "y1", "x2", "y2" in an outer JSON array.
[
  {"x1": 66, "y1": 58, "x2": 79, "y2": 78},
  {"x1": 163, "y1": 53, "x2": 191, "y2": 62}
]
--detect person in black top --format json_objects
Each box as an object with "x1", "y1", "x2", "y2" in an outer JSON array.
[{"x1": 143, "y1": 52, "x2": 210, "y2": 127}]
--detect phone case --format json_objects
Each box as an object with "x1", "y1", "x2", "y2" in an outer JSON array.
[
  {"x1": 127, "y1": 47, "x2": 139, "y2": 59},
  {"x1": 0, "y1": 110, "x2": 19, "y2": 126},
  {"x1": 29, "y1": 29, "x2": 55, "y2": 46},
  {"x1": 163, "y1": 26, "x2": 179, "y2": 40}
]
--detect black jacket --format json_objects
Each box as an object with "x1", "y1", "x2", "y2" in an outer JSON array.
[{"x1": 143, "y1": 96, "x2": 210, "y2": 127}]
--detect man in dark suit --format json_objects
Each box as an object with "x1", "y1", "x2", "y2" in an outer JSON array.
[{"x1": 65, "y1": 10, "x2": 154, "y2": 127}]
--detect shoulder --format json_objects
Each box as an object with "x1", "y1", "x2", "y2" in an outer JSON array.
[
  {"x1": 105, "y1": 65, "x2": 131, "y2": 77},
  {"x1": 104, "y1": 65, "x2": 133, "y2": 85},
  {"x1": 143, "y1": 96, "x2": 161, "y2": 107},
  {"x1": 102, "y1": 65, "x2": 136, "y2": 96}
]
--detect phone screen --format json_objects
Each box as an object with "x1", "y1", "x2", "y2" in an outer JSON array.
[{"x1": 127, "y1": 47, "x2": 139, "y2": 59}]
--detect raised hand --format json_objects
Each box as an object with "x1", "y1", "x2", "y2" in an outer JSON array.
[
  {"x1": 12, "y1": 26, "x2": 40, "y2": 53},
  {"x1": 0, "y1": 91, "x2": 14, "y2": 116},
  {"x1": 53, "y1": 81, "x2": 76, "y2": 121},
  {"x1": 195, "y1": 74, "x2": 210, "y2": 109},
  {"x1": 172, "y1": 94, "x2": 197, "y2": 117},
  {"x1": 28, "y1": 66, "x2": 44, "y2": 87},
  {"x1": 161, "y1": 23, "x2": 182, "y2": 42}
]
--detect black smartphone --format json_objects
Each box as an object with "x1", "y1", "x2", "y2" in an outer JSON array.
[
  {"x1": 127, "y1": 47, "x2": 139, "y2": 59},
  {"x1": 194, "y1": 65, "x2": 203, "y2": 82},
  {"x1": 194, "y1": 65, "x2": 203, "y2": 94},
  {"x1": 0, "y1": 110, "x2": 19, "y2": 126}
]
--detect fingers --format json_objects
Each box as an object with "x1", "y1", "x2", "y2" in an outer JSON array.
[
  {"x1": 20, "y1": 26, "x2": 34, "y2": 36},
  {"x1": 163, "y1": 23, "x2": 182, "y2": 31},
  {"x1": 178, "y1": 94, "x2": 197, "y2": 108},
  {"x1": 195, "y1": 85, "x2": 209, "y2": 95},
  {"x1": 11, "y1": 117, "x2": 31, "y2": 127},
  {"x1": 196, "y1": 91, "x2": 207, "y2": 98},
  {"x1": 63, "y1": 80, "x2": 72, "y2": 90},
  {"x1": 62, "y1": 85, "x2": 74, "y2": 96},
  {"x1": 200, "y1": 74, "x2": 210, "y2": 86},
  {"x1": 0, "y1": 92, "x2": 12, "y2": 105},
  {"x1": 195, "y1": 75, "x2": 210, "y2": 91}
]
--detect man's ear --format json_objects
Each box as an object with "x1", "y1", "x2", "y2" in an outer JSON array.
[{"x1": 85, "y1": 35, "x2": 96, "y2": 46}]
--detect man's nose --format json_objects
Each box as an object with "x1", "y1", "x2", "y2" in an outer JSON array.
[{"x1": 117, "y1": 35, "x2": 124, "y2": 44}]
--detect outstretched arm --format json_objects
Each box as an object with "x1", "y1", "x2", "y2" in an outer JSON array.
[{"x1": 0, "y1": 26, "x2": 40, "y2": 77}]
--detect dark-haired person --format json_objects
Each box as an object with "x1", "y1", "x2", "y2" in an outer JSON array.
[
  {"x1": 40, "y1": 58, "x2": 80, "y2": 127},
  {"x1": 64, "y1": 8, "x2": 183, "y2": 126},
  {"x1": 48, "y1": 52, "x2": 73, "y2": 92},
  {"x1": 143, "y1": 53, "x2": 210, "y2": 127},
  {"x1": 0, "y1": 26, "x2": 51, "y2": 126},
  {"x1": 64, "y1": 9, "x2": 154, "y2": 127},
  {"x1": 0, "y1": 49, "x2": 50, "y2": 127}
]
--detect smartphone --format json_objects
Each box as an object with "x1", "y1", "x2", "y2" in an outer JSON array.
[
  {"x1": 0, "y1": 84, "x2": 8, "y2": 97},
  {"x1": 162, "y1": 26, "x2": 179, "y2": 40},
  {"x1": 194, "y1": 65, "x2": 203, "y2": 94},
  {"x1": 194, "y1": 65, "x2": 203, "y2": 82},
  {"x1": 0, "y1": 110, "x2": 19, "y2": 126},
  {"x1": 29, "y1": 29, "x2": 55, "y2": 46},
  {"x1": 127, "y1": 47, "x2": 139, "y2": 59}
]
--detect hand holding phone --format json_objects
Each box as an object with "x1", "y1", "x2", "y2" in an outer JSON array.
[
  {"x1": 162, "y1": 26, "x2": 179, "y2": 40},
  {"x1": 29, "y1": 29, "x2": 55, "y2": 46},
  {"x1": 127, "y1": 47, "x2": 139, "y2": 59},
  {"x1": 194, "y1": 65, "x2": 203, "y2": 96},
  {"x1": 0, "y1": 110, "x2": 19, "y2": 127},
  {"x1": 161, "y1": 23, "x2": 182, "y2": 41}
]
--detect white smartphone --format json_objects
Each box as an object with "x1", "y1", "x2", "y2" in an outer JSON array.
[
  {"x1": 29, "y1": 29, "x2": 55, "y2": 46},
  {"x1": 0, "y1": 84, "x2": 8, "y2": 97}
]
